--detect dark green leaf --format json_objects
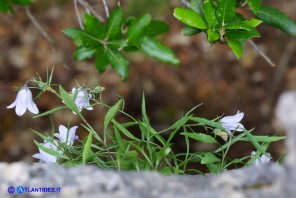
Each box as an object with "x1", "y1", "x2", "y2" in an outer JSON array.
[
  {"x1": 201, "y1": 153, "x2": 221, "y2": 164},
  {"x1": 104, "y1": 6, "x2": 124, "y2": 39},
  {"x1": 95, "y1": 48, "x2": 109, "y2": 73},
  {"x1": 207, "y1": 28, "x2": 220, "y2": 42},
  {"x1": 107, "y1": 40, "x2": 127, "y2": 49},
  {"x1": 106, "y1": 49, "x2": 129, "y2": 80},
  {"x1": 226, "y1": 29, "x2": 260, "y2": 40},
  {"x1": 216, "y1": 0, "x2": 237, "y2": 24},
  {"x1": 145, "y1": 20, "x2": 170, "y2": 37},
  {"x1": 247, "y1": 0, "x2": 261, "y2": 13},
  {"x1": 223, "y1": 23, "x2": 253, "y2": 31},
  {"x1": 181, "y1": 132, "x2": 218, "y2": 144},
  {"x1": 139, "y1": 36, "x2": 180, "y2": 65},
  {"x1": 189, "y1": 0, "x2": 204, "y2": 15},
  {"x1": 84, "y1": 13, "x2": 105, "y2": 39},
  {"x1": 11, "y1": 0, "x2": 32, "y2": 5},
  {"x1": 74, "y1": 46, "x2": 96, "y2": 60},
  {"x1": 173, "y1": 8, "x2": 207, "y2": 29},
  {"x1": 204, "y1": 0, "x2": 218, "y2": 27},
  {"x1": 256, "y1": 6, "x2": 296, "y2": 37},
  {"x1": 64, "y1": 28, "x2": 102, "y2": 47},
  {"x1": 0, "y1": 1, "x2": 12, "y2": 12},
  {"x1": 182, "y1": 26, "x2": 200, "y2": 36},
  {"x1": 227, "y1": 39, "x2": 243, "y2": 59},
  {"x1": 127, "y1": 14, "x2": 151, "y2": 42}
]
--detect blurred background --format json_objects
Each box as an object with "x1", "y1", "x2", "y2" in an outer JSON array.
[{"x1": 0, "y1": 0, "x2": 295, "y2": 165}]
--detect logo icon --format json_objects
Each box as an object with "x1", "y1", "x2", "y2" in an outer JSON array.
[
  {"x1": 7, "y1": 186, "x2": 15, "y2": 194},
  {"x1": 16, "y1": 186, "x2": 25, "y2": 194}
]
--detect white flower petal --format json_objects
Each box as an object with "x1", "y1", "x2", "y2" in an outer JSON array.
[
  {"x1": 7, "y1": 100, "x2": 16, "y2": 109},
  {"x1": 221, "y1": 111, "x2": 244, "y2": 123},
  {"x1": 32, "y1": 153, "x2": 52, "y2": 164}
]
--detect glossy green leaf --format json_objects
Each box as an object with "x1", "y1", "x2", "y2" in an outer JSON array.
[
  {"x1": 223, "y1": 23, "x2": 253, "y2": 31},
  {"x1": 145, "y1": 20, "x2": 170, "y2": 37},
  {"x1": 104, "y1": 99, "x2": 123, "y2": 134},
  {"x1": 104, "y1": 6, "x2": 124, "y2": 39},
  {"x1": 226, "y1": 29, "x2": 260, "y2": 40},
  {"x1": 64, "y1": 28, "x2": 102, "y2": 47},
  {"x1": 181, "y1": 132, "x2": 218, "y2": 144},
  {"x1": 216, "y1": 0, "x2": 237, "y2": 24},
  {"x1": 247, "y1": 0, "x2": 261, "y2": 13},
  {"x1": 189, "y1": 0, "x2": 204, "y2": 15},
  {"x1": 227, "y1": 39, "x2": 243, "y2": 59},
  {"x1": 173, "y1": 8, "x2": 207, "y2": 29},
  {"x1": 95, "y1": 48, "x2": 109, "y2": 73},
  {"x1": 207, "y1": 28, "x2": 220, "y2": 42},
  {"x1": 256, "y1": 6, "x2": 296, "y2": 37},
  {"x1": 243, "y1": 18, "x2": 262, "y2": 28},
  {"x1": 139, "y1": 36, "x2": 180, "y2": 65},
  {"x1": 74, "y1": 46, "x2": 96, "y2": 60},
  {"x1": 107, "y1": 40, "x2": 127, "y2": 49},
  {"x1": 182, "y1": 26, "x2": 200, "y2": 36},
  {"x1": 204, "y1": 0, "x2": 218, "y2": 27},
  {"x1": 82, "y1": 133, "x2": 92, "y2": 165},
  {"x1": 127, "y1": 14, "x2": 151, "y2": 42},
  {"x1": 106, "y1": 49, "x2": 129, "y2": 80},
  {"x1": 201, "y1": 153, "x2": 221, "y2": 164},
  {"x1": 84, "y1": 13, "x2": 105, "y2": 39}
]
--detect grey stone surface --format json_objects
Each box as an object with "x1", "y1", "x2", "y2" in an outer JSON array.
[{"x1": 0, "y1": 91, "x2": 296, "y2": 198}]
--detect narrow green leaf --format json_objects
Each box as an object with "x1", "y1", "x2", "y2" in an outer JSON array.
[
  {"x1": 127, "y1": 14, "x2": 152, "y2": 42},
  {"x1": 104, "y1": 99, "x2": 123, "y2": 133},
  {"x1": 106, "y1": 49, "x2": 129, "y2": 80},
  {"x1": 34, "y1": 140, "x2": 69, "y2": 160},
  {"x1": 223, "y1": 23, "x2": 253, "y2": 31},
  {"x1": 74, "y1": 46, "x2": 96, "y2": 60},
  {"x1": 247, "y1": 0, "x2": 261, "y2": 13},
  {"x1": 173, "y1": 8, "x2": 207, "y2": 29},
  {"x1": 239, "y1": 135, "x2": 286, "y2": 142},
  {"x1": 145, "y1": 20, "x2": 170, "y2": 37},
  {"x1": 201, "y1": 153, "x2": 221, "y2": 164},
  {"x1": 139, "y1": 36, "x2": 180, "y2": 65},
  {"x1": 84, "y1": 13, "x2": 105, "y2": 39},
  {"x1": 207, "y1": 28, "x2": 220, "y2": 42},
  {"x1": 82, "y1": 133, "x2": 92, "y2": 165},
  {"x1": 182, "y1": 26, "x2": 200, "y2": 36},
  {"x1": 107, "y1": 40, "x2": 127, "y2": 49},
  {"x1": 32, "y1": 106, "x2": 67, "y2": 119},
  {"x1": 141, "y1": 94, "x2": 149, "y2": 124},
  {"x1": 256, "y1": 6, "x2": 296, "y2": 37},
  {"x1": 216, "y1": 0, "x2": 237, "y2": 24},
  {"x1": 204, "y1": 0, "x2": 218, "y2": 27},
  {"x1": 181, "y1": 132, "x2": 218, "y2": 144},
  {"x1": 63, "y1": 28, "x2": 102, "y2": 47},
  {"x1": 189, "y1": 0, "x2": 204, "y2": 15},
  {"x1": 95, "y1": 47, "x2": 109, "y2": 73},
  {"x1": 104, "y1": 6, "x2": 123, "y2": 39},
  {"x1": 244, "y1": 130, "x2": 268, "y2": 155},
  {"x1": 227, "y1": 39, "x2": 243, "y2": 59},
  {"x1": 112, "y1": 120, "x2": 139, "y2": 141},
  {"x1": 59, "y1": 85, "x2": 79, "y2": 114}
]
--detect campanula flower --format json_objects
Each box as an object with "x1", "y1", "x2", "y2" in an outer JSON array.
[
  {"x1": 32, "y1": 140, "x2": 60, "y2": 164},
  {"x1": 54, "y1": 125, "x2": 78, "y2": 146},
  {"x1": 72, "y1": 87, "x2": 93, "y2": 113},
  {"x1": 251, "y1": 151, "x2": 271, "y2": 166},
  {"x1": 221, "y1": 111, "x2": 245, "y2": 134},
  {"x1": 7, "y1": 85, "x2": 39, "y2": 116}
]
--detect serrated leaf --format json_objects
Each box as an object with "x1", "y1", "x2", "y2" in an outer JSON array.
[
  {"x1": 223, "y1": 23, "x2": 253, "y2": 31},
  {"x1": 173, "y1": 8, "x2": 207, "y2": 29},
  {"x1": 145, "y1": 20, "x2": 169, "y2": 37},
  {"x1": 247, "y1": 0, "x2": 261, "y2": 13},
  {"x1": 216, "y1": 0, "x2": 237, "y2": 24},
  {"x1": 201, "y1": 153, "x2": 221, "y2": 164},
  {"x1": 104, "y1": 6, "x2": 123, "y2": 39},
  {"x1": 95, "y1": 48, "x2": 109, "y2": 73},
  {"x1": 256, "y1": 6, "x2": 296, "y2": 37},
  {"x1": 104, "y1": 99, "x2": 123, "y2": 133},
  {"x1": 84, "y1": 13, "x2": 105, "y2": 39},
  {"x1": 189, "y1": 0, "x2": 204, "y2": 15},
  {"x1": 227, "y1": 39, "x2": 243, "y2": 59},
  {"x1": 127, "y1": 14, "x2": 151, "y2": 42},
  {"x1": 74, "y1": 46, "x2": 96, "y2": 60},
  {"x1": 204, "y1": 0, "x2": 218, "y2": 27},
  {"x1": 139, "y1": 36, "x2": 180, "y2": 65},
  {"x1": 181, "y1": 132, "x2": 218, "y2": 144},
  {"x1": 207, "y1": 28, "x2": 220, "y2": 42},
  {"x1": 182, "y1": 26, "x2": 200, "y2": 36},
  {"x1": 106, "y1": 49, "x2": 129, "y2": 80},
  {"x1": 226, "y1": 29, "x2": 260, "y2": 40},
  {"x1": 64, "y1": 28, "x2": 102, "y2": 47},
  {"x1": 82, "y1": 133, "x2": 92, "y2": 165}
]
